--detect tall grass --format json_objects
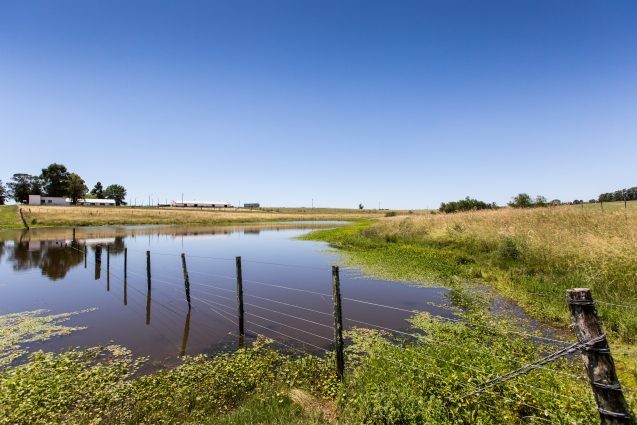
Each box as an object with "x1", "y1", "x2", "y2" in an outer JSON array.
[{"x1": 307, "y1": 205, "x2": 637, "y2": 343}]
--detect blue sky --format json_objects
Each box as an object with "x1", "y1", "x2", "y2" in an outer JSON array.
[{"x1": 1, "y1": 1, "x2": 636, "y2": 209}]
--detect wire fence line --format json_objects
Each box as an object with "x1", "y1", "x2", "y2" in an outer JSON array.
[{"x1": 61, "y1": 243, "x2": 635, "y2": 420}]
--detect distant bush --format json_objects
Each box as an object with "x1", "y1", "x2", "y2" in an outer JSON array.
[
  {"x1": 384, "y1": 211, "x2": 397, "y2": 217},
  {"x1": 439, "y1": 197, "x2": 497, "y2": 213}
]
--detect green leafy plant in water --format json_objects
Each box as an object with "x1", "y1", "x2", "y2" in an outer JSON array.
[{"x1": 0, "y1": 308, "x2": 96, "y2": 368}]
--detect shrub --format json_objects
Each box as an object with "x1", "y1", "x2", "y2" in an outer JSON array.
[{"x1": 439, "y1": 197, "x2": 497, "y2": 213}]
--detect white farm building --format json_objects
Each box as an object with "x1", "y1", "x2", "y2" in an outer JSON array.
[
  {"x1": 171, "y1": 201, "x2": 230, "y2": 208},
  {"x1": 28, "y1": 195, "x2": 117, "y2": 206}
]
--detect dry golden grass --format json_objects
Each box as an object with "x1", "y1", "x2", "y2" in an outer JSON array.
[
  {"x1": 19, "y1": 205, "x2": 381, "y2": 228},
  {"x1": 377, "y1": 205, "x2": 637, "y2": 291},
  {"x1": 353, "y1": 204, "x2": 637, "y2": 341}
]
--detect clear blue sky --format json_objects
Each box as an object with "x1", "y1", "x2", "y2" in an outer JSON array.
[{"x1": 1, "y1": 1, "x2": 636, "y2": 209}]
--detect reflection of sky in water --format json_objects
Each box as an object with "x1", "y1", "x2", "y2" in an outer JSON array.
[{"x1": 0, "y1": 224, "x2": 454, "y2": 367}]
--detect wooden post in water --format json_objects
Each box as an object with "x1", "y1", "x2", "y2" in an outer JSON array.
[
  {"x1": 566, "y1": 289, "x2": 634, "y2": 424},
  {"x1": 181, "y1": 253, "x2": 191, "y2": 309},
  {"x1": 84, "y1": 244, "x2": 87, "y2": 268},
  {"x1": 236, "y1": 256, "x2": 245, "y2": 346},
  {"x1": 332, "y1": 265, "x2": 345, "y2": 381},
  {"x1": 123, "y1": 248, "x2": 128, "y2": 305},
  {"x1": 146, "y1": 250, "x2": 151, "y2": 290},
  {"x1": 72, "y1": 227, "x2": 76, "y2": 240},
  {"x1": 146, "y1": 250, "x2": 151, "y2": 325}
]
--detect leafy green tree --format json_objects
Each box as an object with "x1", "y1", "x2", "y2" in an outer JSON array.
[
  {"x1": 7, "y1": 173, "x2": 41, "y2": 203},
  {"x1": 509, "y1": 193, "x2": 533, "y2": 208},
  {"x1": 0, "y1": 180, "x2": 7, "y2": 205},
  {"x1": 67, "y1": 173, "x2": 88, "y2": 205},
  {"x1": 40, "y1": 163, "x2": 69, "y2": 197},
  {"x1": 104, "y1": 184, "x2": 127, "y2": 206},
  {"x1": 90, "y1": 182, "x2": 104, "y2": 199}
]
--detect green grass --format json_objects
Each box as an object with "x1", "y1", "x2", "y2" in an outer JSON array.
[{"x1": 0, "y1": 206, "x2": 21, "y2": 228}]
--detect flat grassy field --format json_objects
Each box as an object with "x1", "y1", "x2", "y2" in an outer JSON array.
[{"x1": 2, "y1": 205, "x2": 383, "y2": 228}]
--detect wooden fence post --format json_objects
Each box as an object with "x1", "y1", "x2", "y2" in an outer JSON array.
[
  {"x1": 106, "y1": 245, "x2": 110, "y2": 291},
  {"x1": 181, "y1": 253, "x2": 191, "y2": 308},
  {"x1": 84, "y1": 244, "x2": 87, "y2": 268},
  {"x1": 332, "y1": 265, "x2": 345, "y2": 380},
  {"x1": 236, "y1": 256, "x2": 245, "y2": 346},
  {"x1": 566, "y1": 288, "x2": 634, "y2": 424},
  {"x1": 146, "y1": 250, "x2": 151, "y2": 290},
  {"x1": 123, "y1": 248, "x2": 128, "y2": 305}
]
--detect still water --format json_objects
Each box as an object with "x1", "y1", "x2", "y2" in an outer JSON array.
[{"x1": 0, "y1": 223, "x2": 453, "y2": 367}]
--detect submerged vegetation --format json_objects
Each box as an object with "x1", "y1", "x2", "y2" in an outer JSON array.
[{"x1": 0, "y1": 309, "x2": 95, "y2": 368}]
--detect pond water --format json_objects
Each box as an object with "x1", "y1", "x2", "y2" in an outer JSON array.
[{"x1": 0, "y1": 223, "x2": 454, "y2": 367}]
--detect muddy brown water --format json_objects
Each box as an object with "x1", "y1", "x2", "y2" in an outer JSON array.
[{"x1": 0, "y1": 222, "x2": 455, "y2": 368}]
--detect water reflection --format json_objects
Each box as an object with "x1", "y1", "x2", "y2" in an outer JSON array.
[
  {"x1": 0, "y1": 224, "x2": 330, "y2": 281},
  {"x1": 0, "y1": 222, "x2": 454, "y2": 366}
]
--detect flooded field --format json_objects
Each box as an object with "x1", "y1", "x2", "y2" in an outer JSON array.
[{"x1": 0, "y1": 223, "x2": 453, "y2": 367}]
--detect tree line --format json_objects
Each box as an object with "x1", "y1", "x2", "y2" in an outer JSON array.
[
  {"x1": 439, "y1": 193, "x2": 596, "y2": 213},
  {"x1": 598, "y1": 186, "x2": 637, "y2": 203},
  {"x1": 0, "y1": 163, "x2": 126, "y2": 206}
]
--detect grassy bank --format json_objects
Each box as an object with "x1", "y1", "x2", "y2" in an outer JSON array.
[
  {"x1": 304, "y1": 205, "x2": 637, "y2": 343},
  {"x1": 0, "y1": 205, "x2": 382, "y2": 229}
]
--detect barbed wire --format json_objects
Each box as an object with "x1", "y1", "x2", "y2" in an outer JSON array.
[{"x1": 461, "y1": 335, "x2": 606, "y2": 399}]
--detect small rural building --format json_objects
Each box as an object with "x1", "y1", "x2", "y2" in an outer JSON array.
[
  {"x1": 28, "y1": 195, "x2": 117, "y2": 206},
  {"x1": 171, "y1": 201, "x2": 230, "y2": 208},
  {"x1": 243, "y1": 203, "x2": 260, "y2": 208}
]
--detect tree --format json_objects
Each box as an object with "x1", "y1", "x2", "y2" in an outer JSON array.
[
  {"x1": 91, "y1": 182, "x2": 104, "y2": 199},
  {"x1": 439, "y1": 197, "x2": 497, "y2": 213},
  {"x1": 359, "y1": 203, "x2": 364, "y2": 210},
  {"x1": 0, "y1": 180, "x2": 7, "y2": 205},
  {"x1": 6, "y1": 173, "x2": 41, "y2": 203},
  {"x1": 534, "y1": 195, "x2": 547, "y2": 207},
  {"x1": 509, "y1": 193, "x2": 533, "y2": 208},
  {"x1": 67, "y1": 173, "x2": 88, "y2": 205},
  {"x1": 40, "y1": 163, "x2": 69, "y2": 197},
  {"x1": 104, "y1": 184, "x2": 127, "y2": 206}
]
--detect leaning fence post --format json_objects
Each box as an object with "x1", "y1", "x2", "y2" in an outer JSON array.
[
  {"x1": 566, "y1": 288, "x2": 634, "y2": 424},
  {"x1": 236, "y1": 256, "x2": 245, "y2": 346},
  {"x1": 332, "y1": 265, "x2": 345, "y2": 380},
  {"x1": 181, "y1": 253, "x2": 191, "y2": 308}
]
